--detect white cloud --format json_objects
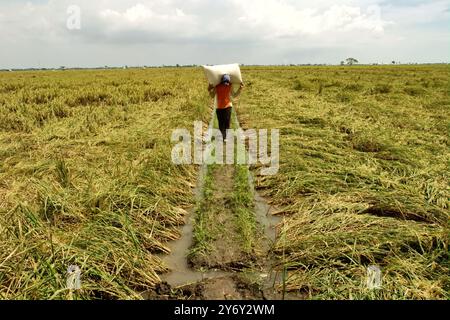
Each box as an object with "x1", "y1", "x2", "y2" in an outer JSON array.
[
  {"x1": 383, "y1": 0, "x2": 449, "y2": 24},
  {"x1": 0, "y1": 0, "x2": 448, "y2": 67},
  {"x1": 98, "y1": 3, "x2": 197, "y2": 37},
  {"x1": 232, "y1": 1, "x2": 391, "y2": 38},
  {"x1": 88, "y1": 1, "x2": 391, "y2": 41}
]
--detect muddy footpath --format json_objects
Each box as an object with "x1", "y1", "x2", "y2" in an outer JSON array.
[{"x1": 142, "y1": 109, "x2": 304, "y2": 300}]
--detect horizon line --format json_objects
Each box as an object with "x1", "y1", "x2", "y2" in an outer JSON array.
[{"x1": 1, "y1": 62, "x2": 449, "y2": 71}]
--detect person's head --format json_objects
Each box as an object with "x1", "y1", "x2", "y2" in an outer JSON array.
[{"x1": 221, "y1": 74, "x2": 231, "y2": 85}]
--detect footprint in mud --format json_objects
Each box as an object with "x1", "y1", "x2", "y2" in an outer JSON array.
[{"x1": 144, "y1": 275, "x2": 262, "y2": 300}]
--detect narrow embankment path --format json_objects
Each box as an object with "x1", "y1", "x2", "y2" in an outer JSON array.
[
  {"x1": 145, "y1": 101, "x2": 301, "y2": 300},
  {"x1": 189, "y1": 164, "x2": 254, "y2": 270}
]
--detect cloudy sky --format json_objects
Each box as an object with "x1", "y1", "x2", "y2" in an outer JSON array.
[{"x1": 0, "y1": 0, "x2": 449, "y2": 68}]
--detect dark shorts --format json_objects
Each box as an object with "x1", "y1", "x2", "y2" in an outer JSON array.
[{"x1": 216, "y1": 107, "x2": 232, "y2": 140}]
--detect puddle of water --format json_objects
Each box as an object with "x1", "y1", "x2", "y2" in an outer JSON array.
[
  {"x1": 158, "y1": 106, "x2": 230, "y2": 288},
  {"x1": 249, "y1": 173, "x2": 285, "y2": 294},
  {"x1": 159, "y1": 211, "x2": 228, "y2": 287},
  {"x1": 248, "y1": 169, "x2": 282, "y2": 244},
  {"x1": 254, "y1": 189, "x2": 281, "y2": 244},
  {"x1": 156, "y1": 105, "x2": 291, "y2": 298}
]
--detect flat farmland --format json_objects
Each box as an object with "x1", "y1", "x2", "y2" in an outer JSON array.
[
  {"x1": 238, "y1": 65, "x2": 449, "y2": 299},
  {"x1": 0, "y1": 65, "x2": 448, "y2": 299}
]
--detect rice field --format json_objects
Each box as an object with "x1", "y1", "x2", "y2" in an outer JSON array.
[
  {"x1": 0, "y1": 65, "x2": 448, "y2": 299},
  {"x1": 0, "y1": 68, "x2": 209, "y2": 299},
  {"x1": 238, "y1": 65, "x2": 449, "y2": 299}
]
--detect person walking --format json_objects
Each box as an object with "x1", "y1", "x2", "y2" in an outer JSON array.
[{"x1": 208, "y1": 74, "x2": 244, "y2": 141}]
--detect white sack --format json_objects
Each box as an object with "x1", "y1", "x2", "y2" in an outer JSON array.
[{"x1": 202, "y1": 63, "x2": 243, "y2": 86}]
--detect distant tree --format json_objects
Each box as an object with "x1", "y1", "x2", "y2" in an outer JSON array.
[
  {"x1": 345, "y1": 58, "x2": 358, "y2": 66},
  {"x1": 340, "y1": 61, "x2": 345, "y2": 66},
  {"x1": 392, "y1": 61, "x2": 396, "y2": 65}
]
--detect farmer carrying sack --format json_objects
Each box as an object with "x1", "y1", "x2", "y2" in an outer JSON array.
[{"x1": 202, "y1": 63, "x2": 243, "y2": 86}]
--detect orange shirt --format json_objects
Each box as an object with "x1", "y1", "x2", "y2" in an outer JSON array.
[{"x1": 216, "y1": 83, "x2": 232, "y2": 109}]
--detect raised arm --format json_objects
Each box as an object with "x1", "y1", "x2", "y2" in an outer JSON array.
[
  {"x1": 208, "y1": 84, "x2": 215, "y2": 98},
  {"x1": 232, "y1": 82, "x2": 244, "y2": 99}
]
